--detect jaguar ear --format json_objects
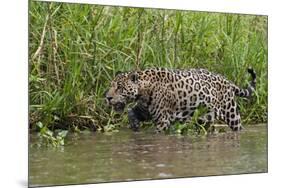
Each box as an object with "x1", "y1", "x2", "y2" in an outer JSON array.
[
  {"x1": 115, "y1": 71, "x2": 122, "y2": 76},
  {"x1": 129, "y1": 72, "x2": 138, "y2": 83}
]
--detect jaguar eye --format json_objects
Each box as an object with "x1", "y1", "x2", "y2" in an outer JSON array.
[{"x1": 117, "y1": 85, "x2": 123, "y2": 92}]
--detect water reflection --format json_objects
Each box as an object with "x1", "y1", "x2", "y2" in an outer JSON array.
[{"x1": 29, "y1": 125, "x2": 267, "y2": 187}]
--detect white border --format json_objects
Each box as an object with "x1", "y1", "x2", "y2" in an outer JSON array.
[
  {"x1": 41, "y1": 0, "x2": 268, "y2": 15},
  {"x1": 1, "y1": 0, "x2": 281, "y2": 188}
]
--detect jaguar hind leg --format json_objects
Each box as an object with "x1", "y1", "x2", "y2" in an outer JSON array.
[
  {"x1": 227, "y1": 110, "x2": 242, "y2": 131},
  {"x1": 222, "y1": 99, "x2": 242, "y2": 131}
]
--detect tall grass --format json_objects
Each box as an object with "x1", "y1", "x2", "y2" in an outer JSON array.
[{"x1": 29, "y1": 1, "x2": 268, "y2": 134}]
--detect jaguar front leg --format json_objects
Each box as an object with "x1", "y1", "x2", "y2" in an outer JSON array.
[
  {"x1": 153, "y1": 110, "x2": 172, "y2": 133},
  {"x1": 155, "y1": 119, "x2": 171, "y2": 133},
  {"x1": 197, "y1": 110, "x2": 216, "y2": 126}
]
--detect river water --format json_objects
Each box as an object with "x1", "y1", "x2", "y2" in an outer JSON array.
[{"x1": 29, "y1": 125, "x2": 267, "y2": 187}]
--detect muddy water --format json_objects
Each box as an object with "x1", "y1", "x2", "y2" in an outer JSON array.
[{"x1": 29, "y1": 125, "x2": 267, "y2": 187}]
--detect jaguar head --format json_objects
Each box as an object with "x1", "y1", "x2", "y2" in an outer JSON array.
[{"x1": 105, "y1": 71, "x2": 140, "y2": 113}]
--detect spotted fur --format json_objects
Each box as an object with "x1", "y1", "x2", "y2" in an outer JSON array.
[{"x1": 105, "y1": 68, "x2": 256, "y2": 132}]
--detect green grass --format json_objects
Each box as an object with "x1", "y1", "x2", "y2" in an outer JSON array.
[{"x1": 29, "y1": 1, "x2": 268, "y2": 137}]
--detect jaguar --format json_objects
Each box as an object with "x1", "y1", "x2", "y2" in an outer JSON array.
[{"x1": 105, "y1": 67, "x2": 256, "y2": 132}]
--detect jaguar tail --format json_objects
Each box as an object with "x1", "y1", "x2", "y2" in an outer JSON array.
[{"x1": 234, "y1": 68, "x2": 256, "y2": 98}]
